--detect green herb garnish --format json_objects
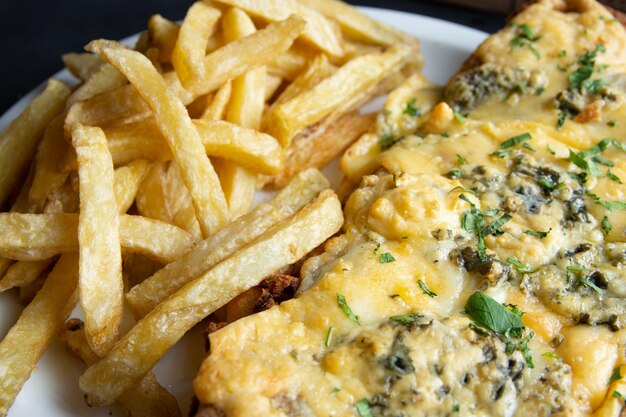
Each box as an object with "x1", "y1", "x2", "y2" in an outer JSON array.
[
  {"x1": 500, "y1": 132, "x2": 532, "y2": 149},
  {"x1": 465, "y1": 291, "x2": 524, "y2": 337},
  {"x1": 456, "y1": 154, "x2": 468, "y2": 165},
  {"x1": 325, "y1": 326, "x2": 334, "y2": 347},
  {"x1": 506, "y1": 257, "x2": 533, "y2": 274},
  {"x1": 579, "y1": 277, "x2": 603, "y2": 295},
  {"x1": 613, "y1": 390, "x2": 626, "y2": 403},
  {"x1": 391, "y1": 313, "x2": 422, "y2": 324},
  {"x1": 417, "y1": 280, "x2": 437, "y2": 298},
  {"x1": 379, "y1": 252, "x2": 396, "y2": 263},
  {"x1": 337, "y1": 293, "x2": 360, "y2": 325},
  {"x1": 453, "y1": 111, "x2": 466, "y2": 124},
  {"x1": 607, "y1": 170, "x2": 622, "y2": 184},
  {"x1": 403, "y1": 98, "x2": 421, "y2": 117},
  {"x1": 355, "y1": 399, "x2": 373, "y2": 417},
  {"x1": 610, "y1": 366, "x2": 623, "y2": 385},
  {"x1": 525, "y1": 229, "x2": 550, "y2": 238},
  {"x1": 445, "y1": 169, "x2": 462, "y2": 179},
  {"x1": 449, "y1": 185, "x2": 477, "y2": 196},
  {"x1": 601, "y1": 216, "x2": 612, "y2": 235},
  {"x1": 511, "y1": 23, "x2": 541, "y2": 59}
]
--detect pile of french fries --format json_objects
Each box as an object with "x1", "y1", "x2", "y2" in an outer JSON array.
[{"x1": 0, "y1": 0, "x2": 420, "y2": 415}]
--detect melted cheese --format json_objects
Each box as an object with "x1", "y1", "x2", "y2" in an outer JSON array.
[{"x1": 195, "y1": 1, "x2": 626, "y2": 415}]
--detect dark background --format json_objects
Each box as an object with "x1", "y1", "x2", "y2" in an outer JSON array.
[{"x1": 0, "y1": 0, "x2": 506, "y2": 115}]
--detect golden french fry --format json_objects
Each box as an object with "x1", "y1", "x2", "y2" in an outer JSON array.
[
  {"x1": 0, "y1": 253, "x2": 79, "y2": 416},
  {"x1": 0, "y1": 259, "x2": 11, "y2": 280},
  {"x1": 266, "y1": 111, "x2": 375, "y2": 188},
  {"x1": 215, "y1": 0, "x2": 343, "y2": 57},
  {"x1": 298, "y1": 0, "x2": 414, "y2": 46},
  {"x1": 28, "y1": 115, "x2": 71, "y2": 205},
  {"x1": 18, "y1": 274, "x2": 46, "y2": 305},
  {"x1": 0, "y1": 213, "x2": 197, "y2": 263},
  {"x1": 136, "y1": 162, "x2": 174, "y2": 223},
  {"x1": 88, "y1": 40, "x2": 229, "y2": 237},
  {"x1": 267, "y1": 45, "x2": 412, "y2": 146},
  {"x1": 80, "y1": 189, "x2": 343, "y2": 406},
  {"x1": 192, "y1": 15, "x2": 306, "y2": 97},
  {"x1": 126, "y1": 168, "x2": 329, "y2": 318},
  {"x1": 43, "y1": 174, "x2": 80, "y2": 214},
  {"x1": 62, "y1": 52, "x2": 103, "y2": 81},
  {"x1": 340, "y1": 131, "x2": 381, "y2": 181},
  {"x1": 0, "y1": 258, "x2": 55, "y2": 292},
  {"x1": 67, "y1": 63, "x2": 126, "y2": 107},
  {"x1": 147, "y1": 14, "x2": 180, "y2": 63},
  {"x1": 73, "y1": 124, "x2": 123, "y2": 356},
  {"x1": 267, "y1": 46, "x2": 312, "y2": 81},
  {"x1": 0, "y1": 79, "x2": 70, "y2": 207},
  {"x1": 172, "y1": 2, "x2": 221, "y2": 91},
  {"x1": 201, "y1": 81, "x2": 232, "y2": 121},
  {"x1": 114, "y1": 160, "x2": 150, "y2": 214},
  {"x1": 221, "y1": 7, "x2": 266, "y2": 218},
  {"x1": 265, "y1": 75, "x2": 283, "y2": 101},
  {"x1": 61, "y1": 319, "x2": 182, "y2": 417},
  {"x1": 159, "y1": 162, "x2": 202, "y2": 238}
]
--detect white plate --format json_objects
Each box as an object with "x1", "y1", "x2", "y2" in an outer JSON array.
[{"x1": 0, "y1": 7, "x2": 487, "y2": 417}]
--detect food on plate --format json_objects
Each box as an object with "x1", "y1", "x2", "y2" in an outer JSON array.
[{"x1": 193, "y1": 0, "x2": 626, "y2": 416}]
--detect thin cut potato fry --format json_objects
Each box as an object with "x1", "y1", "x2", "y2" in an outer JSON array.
[
  {"x1": 0, "y1": 79, "x2": 70, "y2": 207},
  {"x1": 126, "y1": 168, "x2": 329, "y2": 318},
  {"x1": 267, "y1": 46, "x2": 312, "y2": 81},
  {"x1": 191, "y1": 15, "x2": 306, "y2": 97},
  {"x1": 136, "y1": 162, "x2": 174, "y2": 224},
  {"x1": 201, "y1": 81, "x2": 231, "y2": 121},
  {"x1": 0, "y1": 213, "x2": 198, "y2": 264},
  {"x1": 67, "y1": 63, "x2": 126, "y2": 107},
  {"x1": 272, "y1": 54, "x2": 335, "y2": 107},
  {"x1": 88, "y1": 40, "x2": 229, "y2": 237},
  {"x1": 18, "y1": 274, "x2": 46, "y2": 305},
  {"x1": 0, "y1": 253, "x2": 79, "y2": 416},
  {"x1": 43, "y1": 174, "x2": 80, "y2": 214},
  {"x1": 73, "y1": 124, "x2": 123, "y2": 356},
  {"x1": 28, "y1": 115, "x2": 71, "y2": 205},
  {"x1": 163, "y1": 163, "x2": 202, "y2": 238},
  {"x1": 266, "y1": 111, "x2": 375, "y2": 188},
  {"x1": 147, "y1": 15, "x2": 180, "y2": 63},
  {"x1": 114, "y1": 159, "x2": 150, "y2": 214},
  {"x1": 267, "y1": 45, "x2": 412, "y2": 146},
  {"x1": 61, "y1": 319, "x2": 181, "y2": 417},
  {"x1": 172, "y1": 2, "x2": 221, "y2": 91},
  {"x1": 80, "y1": 189, "x2": 343, "y2": 406},
  {"x1": 0, "y1": 258, "x2": 55, "y2": 292},
  {"x1": 62, "y1": 52, "x2": 103, "y2": 81},
  {"x1": 221, "y1": 7, "x2": 266, "y2": 218},
  {"x1": 215, "y1": 0, "x2": 344, "y2": 57},
  {"x1": 298, "y1": 0, "x2": 413, "y2": 46}
]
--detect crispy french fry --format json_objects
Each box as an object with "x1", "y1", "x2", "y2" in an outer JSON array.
[
  {"x1": 114, "y1": 159, "x2": 150, "y2": 214},
  {"x1": 61, "y1": 319, "x2": 182, "y2": 417},
  {"x1": 28, "y1": 115, "x2": 71, "y2": 205},
  {"x1": 10, "y1": 153, "x2": 46, "y2": 215},
  {"x1": 0, "y1": 79, "x2": 70, "y2": 207},
  {"x1": 298, "y1": 0, "x2": 413, "y2": 46},
  {"x1": 148, "y1": 15, "x2": 180, "y2": 63},
  {"x1": 62, "y1": 52, "x2": 103, "y2": 81},
  {"x1": 80, "y1": 189, "x2": 343, "y2": 406},
  {"x1": 265, "y1": 75, "x2": 283, "y2": 101},
  {"x1": 160, "y1": 163, "x2": 202, "y2": 238},
  {"x1": 266, "y1": 111, "x2": 375, "y2": 188},
  {"x1": 0, "y1": 213, "x2": 197, "y2": 264},
  {"x1": 67, "y1": 63, "x2": 126, "y2": 107},
  {"x1": 73, "y1": 124, "x2": 123, "y2": 356},
  {"x1": 267, "y1": 45, "x2": 411, "y2": 146},
  {"x1": 267, "y1": 46, "x2": 312, "y2": 81},
  {"x1": 18, "y1": 274, "x2": 46, "y2": 305},
  {"x1": 136, "y1": 162, "x2": 174, "y2": 223},
  {"x1": 126, "y1": 168, "x2": 329, "y2": 318},
  {"x1": 340, "y1": 131, "x2": 381, "y2": 181},
  {"x1": 192, "y1": 15, "x2": 306, "y2": 97},
  {"x1": 201, "y1": 81, "x2": 232, "y2": 121},
  {"x1": 0, "y1": 259, "x2": 11, "y2": 280},
  {"x1": 88, "y1": 40, "x2": 229, "y2": 237},
  {"x1": 215, "y1": 0, "x2": 343, "y2": 57},
  {"x1": 221, "y1": 7, "x2": 266, "y2": 218},
  {"x1": 172, "y1": 2, "x2": 221, "y2": 91},
  {"x1": 0, "y1": 253, "x2": 79, "y2": 416},
  {"x1": 0, "y1": 258, "x2": 55, "y2": 292},
  {"x1": 43, "y1": 174, "x2": 80, "y2": 214}
]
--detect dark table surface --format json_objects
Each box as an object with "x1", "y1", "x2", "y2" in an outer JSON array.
[{"x1": 0, "y1": 0, "x2": 505, "y2": 115}]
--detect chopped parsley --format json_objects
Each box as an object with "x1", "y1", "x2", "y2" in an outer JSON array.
[
  {"x1": 481, "y1": 213, "x2": 512, "y2": 237},
  {"x1": 445, "y1": 169, "x2": 462, "y2": 179},
  {"x1": 391, "y1": 313, "x2": 422, "y2": 324},
  {"x1": 601, "y1": 216, "x2": 612, "y2": 235},
  {"x1": 510, "y1": 23, "x2": 541, "y2": 59},
  {"x1": 608, "y1": 120, "x2": 617, "y2": 127},
  {"x1": 569, "y1": 150, "x2": 601, "y2": 176},
  {"x1": 331, "y1": 387, "x2": 340, "y2": 394},
  {"x1": 547, "y1": 144, "x2": 556, "y2": 155},
  {"x1": 579, "y1": 277, "x2": 603, "y2": 295},
  {"x1": 525, "y1": 228, "x2": 550, "y2": 238},
  {"x1": 607, "y1": 170, "x2": 622, "y2": 184},
  {"x1": 613, "y1": 390, "x2": 626, "y2": 403},
  {"x1": 403, "y1": 98, "x2": 421, "y2": 117},
  {"x1": 591, "y1": 155, "x2": 614, "y2": 167},
  {"x1": 586, "y1": 190, "x2": 626, "y2": 211},
  {"x1": 417, "y1": 279, "x2": 437, "y2": 298},
  {"x1": 337, "y1": 293, "x2": 360, "y2": 325},
  {"x1": 506, "y1": 257, "x2": 533, "y2": 274},
  {"x1": 379, "y1": 252, "x2": 396, "y2": 263},
  {"x1": 373, "y1": 243, "x2": 381, "y2": 254},
  {"x1": 459, "y1": 194, "x2": 508, "y2": 261},
  {"x1": 456, "y1": 154, "x2": 468, "y2": 165},
  {"x1": 324, "y1": 326, "x2": 334, "y2": 347},
  {"x1": 582, "y1": 78, "x2": 608, "y2": 95},
  {"x1": 542, "y1": 351, "x2": 561, "y2": 360},
  {"x1": 537, "y1": 175, "x2": 563, "y2": 191},
  {"x1": 569, "y1": 44, "x2": 606, "y2": 91},
  {"x1": 522, "y1": 142, "x2": 536, "y2": 152},
  {"x1": 449, "y1": 185, "x2": 477, "y2": 196},
  {"x1": 355, "y1": 399, "x2": 373, "y2": 417},
  {"x1": 558, "y1": 49, "x2": 567, "y2": 57},
  {"x1": 379, "y1": 133, "x2": 396, "y2": 151},
  {"x1": 566, "y1": 265, "x2": 593, "y2": 272},
  {"x1": 567, "y1": 171, "x2": 588, "y2": 185},
  {"x1": 500, "y1": 132, "x2": 532, "y2": 149},
  {"x1": 556, "y1": 111, "x2": 566, "y2": 130},
  {"x1": 453, "y1": 111, "x2": 466, "y2": 124},
  {"x1": 452, "y1": 402, "x2": 460, "y2": 412},
  {"x1": 610, "y1": 366, "x2": 623, "y2": 385}
]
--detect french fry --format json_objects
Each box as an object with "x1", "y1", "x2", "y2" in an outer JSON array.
[
  {"x1": 61, "y1": 319, "x2": 182, "y2": 417},
  {"x1": 172, "y1": 2, "x2": 221, "y2": 91},
  {"x1": 18, "y1": 274, "x2": 46, "y2": 305},
  {"x1": 221, "y1": 7, "x2": 266, "y2": 218},
  {"x1": 0, "y1": 253, "x2": 79, "y2": 416},
  {"x1": 0, "y1": 79, "x2": 70, "y2": 207},
  {"x1": 147, "y1": 14, "x2": 180, "y2": 63},
  {"x1": 0, "y1": 259, "x2": 11, "y2": 280},
  {"x1": 114, "y1": 159, "x2": 150, "y2": 214},
  {"x1": 28, "y1": 115, "x2": 71, "y2": 205},
  {"x1": 298, "y1": 0, "x2": 413, "y2": 46},
  {"x1": 136, "y1": 162, "x2": 174, "y2": 223},
  {"x1": 265, "y1": 111, "x2": 375, "y2": 188},
  {"x1": 340, "y1": 131, "x2": 381, "y2": 181},
  {"x1": 159, "y1": 163, "x2": 202, "y2": 238},
  {"x1": 267, "y1": 46, "x2": 312, "y2": 81},
  {"x1": 73, "y1": 124, "x2": 123, "y2": 356},
  {"x1": 62, "y1": 52, "x2": 103, "y2": 81},
  {"x1": 265, "y1": 75, "x2": 283, "y2": 101},
  {"x1": 190, "y1": 15, "x2": 306, "y2": 97},
  {"x1": 126, "y1": 168, "x2": 329, "y2": 318},
  {"x1": 67, "y1": 63, "x2": 126, "y2": 107},
  {"x1": 214, "y1": 0, "x2": 344, "y2": 58},
  {"x1": 0, "y1": 258, "x2": 55, "y2": 292},
  {"x1": 0, "y1": 213, "x2": 198, "y2": 264},
  {"x1": 267, "y1": 45, "x2": 412, "y2": 146},
  {"x1": 201, "y1": 81, "x2": 232, "y2": 121},
  {"x1": 80, "y1": 189, "x2": 343, "y2": 406},
  {"x1": 43, "y1": 174, "x2": 80, "y2": 214},
  {"x1": 88, "y1": 40, "x2": 229, "y2": 237}
]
